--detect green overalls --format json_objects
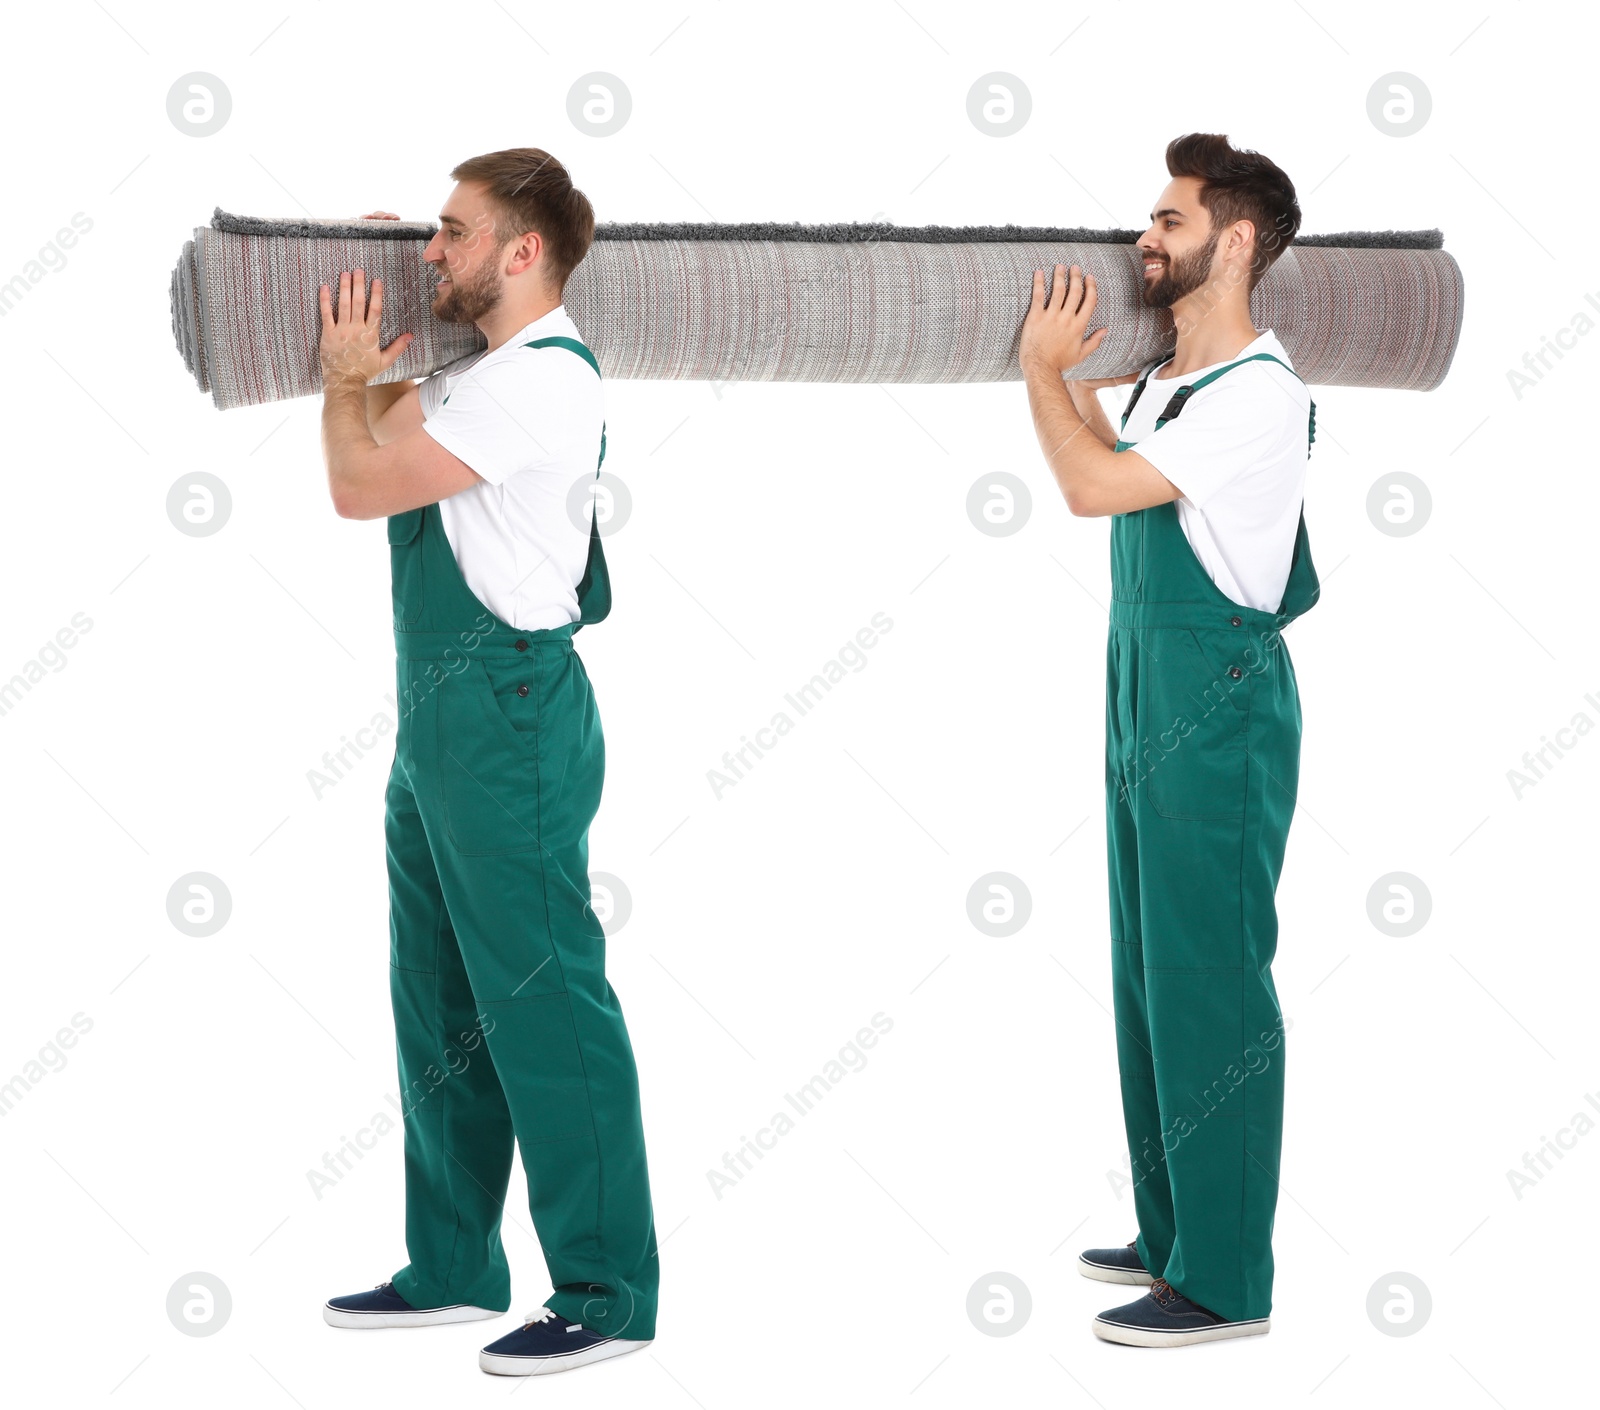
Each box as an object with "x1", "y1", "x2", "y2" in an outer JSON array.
[
  {"x1": 1105, "y1": 352, "x2": 1318, "y2": 1323},
  {"x1": 383, "y1": 335, "x2": 658, "y2": 1340}
]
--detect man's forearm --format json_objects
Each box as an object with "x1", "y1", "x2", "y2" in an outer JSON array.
[
  {"x1": 1069, "y1": 385, "x2": 1120, "y2": 450},
  {"x1": 1023, "y1": 359, "x2": 1119, "y2": 515},
  {"x1": 365, "y1": 380, "x2": 411, "y2": 435},
  {"x1": 322, "y1": 377, "x2": 380, "y2": 516}
]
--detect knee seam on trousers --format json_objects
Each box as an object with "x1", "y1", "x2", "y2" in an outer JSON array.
[
  {"x1": 476, "y1": 989, "x2": 573, "y2": 1006},
  {"x1": 1142, "y1": 964, "x2": 1245, "y2": 974}
]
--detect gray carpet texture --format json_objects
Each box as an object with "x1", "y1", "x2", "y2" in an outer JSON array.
[{"x1": 171, "y1": 209, "x2": 1463, "y2": 409}]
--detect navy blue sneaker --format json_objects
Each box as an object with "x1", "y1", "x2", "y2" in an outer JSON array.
[
  {"x1": 1093, "y1": 1277, "x2": 1269, "y2": 1346},
  {"x1": 1078, "y1": 1240, "x2": 1153, "y2": 1286},
  {"x1": 323, "y1": 1279, "x2": 503, "y2": 1329},
  {"x1": 479, "y1": 1305, "x2": 652, "y2": 1376}
]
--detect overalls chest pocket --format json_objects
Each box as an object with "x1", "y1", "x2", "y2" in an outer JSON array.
[{"x1": 387, "y1": 509, "x2": 424, "y2": 626}]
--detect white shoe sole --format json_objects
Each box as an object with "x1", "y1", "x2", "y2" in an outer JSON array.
[
  {"x1": 1078, "y1": 1255, "x2": 1154, "y2": 1286},
  {"x1": 1092, "y1": 1314, "x2": 1270, "y2": 1347},
  {"x1": 323, "y1": 1301, "x2": 503, "y2": 1329},
  {"x1": 479, "y1": 1336, "x2": 651, "y2": 1376}
]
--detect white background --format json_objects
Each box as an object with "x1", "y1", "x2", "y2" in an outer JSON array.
[{"x1": 1, "y1": 2, "x2": 1591, "y2": 1405}]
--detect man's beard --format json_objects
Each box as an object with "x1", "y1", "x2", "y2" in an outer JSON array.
[
  {"x1": 1140, "y1": 229, "x2": 1220, "y2": 309},
  {"x1": 432, "y1": 251, "x2": 505, "y2": 324}
]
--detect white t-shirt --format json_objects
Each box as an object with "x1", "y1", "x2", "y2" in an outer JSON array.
[
  {"x1": 1112, "y1": 330, "x2": 1310, "y2": 613},
  {"x1": 418, "y1": 306, "x2": 604, "y2": 631}
]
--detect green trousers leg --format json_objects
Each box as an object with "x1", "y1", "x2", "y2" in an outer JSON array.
[
  {"x1": 387, "y1": 775, "x2": 518, "y2": 1311},
  {"x1": 386, "y1": 640, "x2": 658, "y2": 1340},
  {"x1": 1105, "y1": 623, "x2": 1300, "y2": 1323}
]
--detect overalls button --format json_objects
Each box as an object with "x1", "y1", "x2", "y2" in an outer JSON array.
[
  {"x1": 1228, "y1": 666, "x2": 1243, "y2": 680},
  {"x1": 516, "y1": 684, "x2": 529, "y2": 697},
  {"x1": 1230, "y1": 615, "x2": 1243, "y2": 627},
  {"x1": 514, "y1": 639, "x2": 529, "y2": 651}
]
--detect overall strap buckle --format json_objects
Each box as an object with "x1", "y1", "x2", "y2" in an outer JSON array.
[
  {"x1": 1117, "y1": 356, "x2": 1174, "y2": 433},
  {"x1": 1157, "y1": 383, "x2": 1195, "y2": 424}
]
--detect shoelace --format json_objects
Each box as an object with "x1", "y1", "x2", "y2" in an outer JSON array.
[
  {"x1": 1149, "y1": 1277, "x2": 1178, "y2": 1306},
  {"x1": 522, "y1": 1305, "x2": 583, "y2": 1331}
]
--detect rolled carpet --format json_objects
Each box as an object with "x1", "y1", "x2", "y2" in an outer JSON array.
[{"x1": 171, "y1": 208, "x2": 1463, "y2": 410}]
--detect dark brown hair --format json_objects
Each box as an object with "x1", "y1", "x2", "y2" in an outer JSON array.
[
  {"x1": 1164, "y1": 133, "x2": 1301, "y2": 290},
  {"x1": 448, "y1": 147, "x2": 595, "y2": 291}
]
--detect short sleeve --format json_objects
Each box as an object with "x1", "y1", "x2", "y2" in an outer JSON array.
[
  {"x1": 419, "y1": 360, "x2": 557, "y2": 486},
  {"x1": 1131, "y1": 370, "x2": 1308, "y2": 510},
  {"x1": 417, "y1": 367, "x2": 447, "y2": 419}
]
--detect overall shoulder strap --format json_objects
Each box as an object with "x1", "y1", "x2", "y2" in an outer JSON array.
[
  {"x1": 522, "y1": 334, "x2": 602, "y2": 378},
  {"x1": 437, "y1": 334, "x2": 602, "y2": 405},
  {"x1": 523, "y1": 335, "x2": 607, "y2": 469},
  {"x1": 1154, "y1": 351, "x2": 1316, "y2": 456}
]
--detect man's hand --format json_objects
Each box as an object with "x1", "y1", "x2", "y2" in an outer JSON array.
[
  {"x1": 1019, "y1": 263, "x2": 1108, "y2": 378},
  {"x1": 319, "y1": 269, "x2": 413, "y2": 388}
]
